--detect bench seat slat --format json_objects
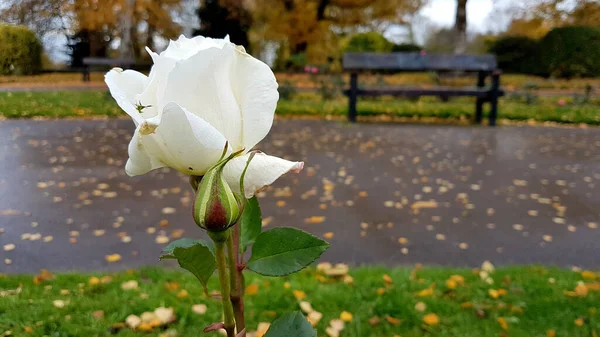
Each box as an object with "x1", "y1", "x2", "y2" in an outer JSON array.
[{"x1": 344, "y1": 88, "x2": 504, "y2": 98}]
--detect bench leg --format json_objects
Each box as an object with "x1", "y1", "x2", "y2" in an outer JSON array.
[
  {"x1": 475, "y1": 98, "x2": 483, "y2": 124},
  {"x1": 489, "y1": 98, "x2": 498, "y2": 126},
  {"x1": 488, "y1": 71, "x2": 501, "y2": 127},
  {"x1": 348, "y1": 72, "x2": 358, "y2": 123}
]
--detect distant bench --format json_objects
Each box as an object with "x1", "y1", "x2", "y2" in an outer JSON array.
[
  {"x1": 81, "y1": 57, "x2": 136, "y2": 82},
  {"x1": 343, "y1": 52, "x2": 505, "y2": 126}
]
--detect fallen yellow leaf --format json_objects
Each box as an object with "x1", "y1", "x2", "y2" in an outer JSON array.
[
  {"x1": 416, "y1": 283, "x2": 435, "y2": 297},
  {"x1": 293, "y1": 290, "x2": 306, "y2": 300},
  {"x1": 305, "y1": 216, "x2": 325, "y2": 224},
  {"x1": 582, "y1": 271, "x2": 597, "y2": 280},
  {"x1": 497, "y1": 317, "x2": 508, "y2": 330},
  {"x1": 383, "y1": 274, "x2": 393, "y2": 284},
  {"x1": 246, "y1": 283, "x2": 259, "y2": 296},
  {"x1": 423, "y1": 313, "x2": 439, "y2": 326},
  {"x1": 385, "y1": 316, "x2": 402, "y2": 326},
  {"x1": 105, "y1": 254, "x2": 121, "y2": 263},
  {"x1": 340, "y1": 311, "x2": 353, "y2": 322}
]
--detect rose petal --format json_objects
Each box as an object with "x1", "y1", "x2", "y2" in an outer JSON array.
[
  {"x1": 125, "y1": 102, "x2": 227, "y2": 176},
  {"x1": 105, "y1": 69, "x2": 148, "y2": 125},
  {"x1": 231, "y1": 47, "x2": 278, "y2": 150},
  {"x1": 223, "y1": 152, "x2": 304, "y2": 198},
  {"x1": 160, "y1": 42, "x2": 277, "y2": 151},
  {"x1": 162, "y1": 35, "x2": 230, "y2": 60},
  {"x1": 160, "y1": 43, "x2": 243, "y2": 149}
]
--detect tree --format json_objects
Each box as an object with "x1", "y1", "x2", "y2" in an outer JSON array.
[
  {"x1": 252, "y1": 0, "x2": 425, "y2": 66},
  {"x1": 454, "y1": 0, "x2": 467, "y2": 53},
  {"x1": 194, "y1": 0, "x2": 252, "y2": 50},
  {"x1": 504, "y1": 0, "x2": 600, "y2": 39}
]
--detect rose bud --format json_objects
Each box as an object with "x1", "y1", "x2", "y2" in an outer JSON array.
[{"x1": 193, "y1": 158, "x2": 243, "y2": 233}]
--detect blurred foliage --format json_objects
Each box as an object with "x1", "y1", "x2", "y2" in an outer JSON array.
[
  {"x1": 253, "y1": 0, "x2": 424, "y2": 69},
  {"x1": 540, "y1": 26, "x2": 600, "y2": 78},
  {"x1": 505, "y1": 0, "x2": 600, "y2": 39},
  {"x1": 343, "y1": 32, "x2": 393, "y2": 53},
  {"x1": 194, "y1": 0, "x2": 252, "y2": 51},
  {"x1": 488, "y1": 36, "x2": 543, "y2": 75},
  {"x1": 0, "y1": 24, "x2": 42, "y2": 75}
]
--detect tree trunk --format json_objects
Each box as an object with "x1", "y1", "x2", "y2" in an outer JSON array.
[
  {"x1": 119, "y1": 0, "x2": 136, "y2": 60},
  {"x1": 454, "y1": 0, "x2": 467, "y2": 54}
]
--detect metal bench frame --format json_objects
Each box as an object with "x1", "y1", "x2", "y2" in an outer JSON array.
[
  {"x1": 343, "y1": 52, "x2": 504, "y2": 126},
  {"x1": 81, "y1": 57, "x2": 136, "y2": 82}
]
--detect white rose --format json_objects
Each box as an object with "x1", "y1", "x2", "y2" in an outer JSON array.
[{"x1": 105, "y1": 35, "x2": 303, "y2": 197}]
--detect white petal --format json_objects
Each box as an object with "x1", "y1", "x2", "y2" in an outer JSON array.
[
  {"x1": 223, "y1": 152, "x2": 304, "y2": 198},
  {"x1": 161, "y1": 35, "x2": 228, "y2": 60},
  {"x1": 125, "y1": 127, "x2": 164, "y2": 176},
  {"x1": 125, "y1": 103, "x2": 227, "y2": 176},
  {"x1": 231, "y1": 47, "x2": 278, "y2": 150},
  {"x1": 134, "y1": 48, "x2": 176, "y2": 118},
  {"x1": 160, "y1": 43, "x2": 278, "y2": 151},
  {"x1": 105, "y1": 69, "x2": 148, "y2": 125},
  {"x1": 160, "y1": 44, "x2": 243, "y2": 149}
]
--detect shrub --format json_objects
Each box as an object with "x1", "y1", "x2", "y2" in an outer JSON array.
[
  {"x1": 539, "y1": 26, "x2": 600, "y2": 78},
  {"x1": 0, "y1": 24, "x2": 43, "y2": 75},
  {"x1": 344, "y1": 32, "x2": 393, "y2": 53},
  {"x1": 391, "y1": 43, "x2": 422, "y2": 52},
  {"x1": 488, "y1": 36, "x2": 543, "y2": 75}
]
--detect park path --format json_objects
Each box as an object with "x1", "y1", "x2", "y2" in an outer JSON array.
[{"x1": 1, "y1": 119, "x2": 600, "y2": 273}]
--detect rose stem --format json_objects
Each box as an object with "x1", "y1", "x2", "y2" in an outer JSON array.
[
  {"x1": 214, "y1": 236, "x2": 236, "y2": 337},
  {"x1": 228, "y1": 223, "x2": 245, "y2": 333}
]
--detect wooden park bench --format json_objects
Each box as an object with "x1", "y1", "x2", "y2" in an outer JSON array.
[
  {"x1": 81, "y1": 57, "x2": 136, "y2": 82},
  {"x1": 343, "y1": 53, "x2": 504, "y2": 125}
]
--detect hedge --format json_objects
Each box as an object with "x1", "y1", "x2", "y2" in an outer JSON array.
[
  {"x1": 0, "y1": 24, "x2": 43, "y2": 75},
  {"x1": 540, "y1": 26, "x2": 600, "y2": 78}
]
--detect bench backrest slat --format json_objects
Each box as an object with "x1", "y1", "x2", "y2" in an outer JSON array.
[
  {"x1": 343, "y1": 52, "x2": 497, "y2": 72},
  {"x1": 83, "y1": 57, "x2": 136, "y2": 66}
]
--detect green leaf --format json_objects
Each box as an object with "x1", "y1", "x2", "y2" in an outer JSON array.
[
  {"x1": 264, "y1": 311, "x2": 316, "y2": 337},
  {"x1": 160, "y1": 238, "x2": 216, "y2": 293},
  {"x1": 240, "y1": 196, "x2": 262, "y2": 253},
  {"x1": 247, "y1": 227, "x2": 329, "y2": 277}
]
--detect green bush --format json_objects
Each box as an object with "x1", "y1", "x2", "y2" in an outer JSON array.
[
  {"x1": 488, "y1": 36, "x2": 543, "y2": 75},
  {"x1": 391, "y1": 43, "x2": 422, "y2": 52},
  {"x1": 0, "y1": 24, "x2": 42, "y2": 75},
  {"x1": 344, "y1": 32, "x2": 393, "y2": 53},
  {"x1": 540, "y1": 26, "x2": 600, "y2": 78}
]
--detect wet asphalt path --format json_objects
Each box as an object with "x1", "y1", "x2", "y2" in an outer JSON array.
[{"x1": 1, "y1": 119, "x2": 599, "y2": 273}]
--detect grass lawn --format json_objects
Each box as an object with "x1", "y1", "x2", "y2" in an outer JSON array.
[
  {"x1": 1, "y1": 91, "x2": 599, "y2": 125},
  {"x1": 1, "y1": 265, "x2": 599, "y2": 337}
]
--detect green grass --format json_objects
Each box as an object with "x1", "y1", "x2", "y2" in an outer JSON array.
[
  {"x1": 1, "y1": 266, "x2": 599, "y2": 336},
  {"x1": 1, "y1": 91, "x2": 600, "y2": 125}
]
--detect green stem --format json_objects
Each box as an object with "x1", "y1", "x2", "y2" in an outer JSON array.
[
  {"x1": 214, "y1": 238, "x2": 236, "y2": 337},
  {"x1": 227, "y1": 227, "x2": 245, "y2": 332}
]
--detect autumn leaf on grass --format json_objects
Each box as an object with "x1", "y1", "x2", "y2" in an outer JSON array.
[
  {"x1": 246, "y1": 283, "x2": 259, "y2": 296},
  {"x1": 416, "y1": 283, "x2": 436, "y2": 297},
  {"x1": 497, "y1": 317, "x2": 508, "y2": 330},
  {"x1": 581, "y1": 271, "x2": 597, "y2": 280},
  {"x1": 33, "y1": 269, "x2": 53, "y2": 284},
  {"x1": 423, "y1": 313, "x2": 439, "y2": 326},
  {"x1": 564, "y1": 282, "x2": 589, "y2": 297}
]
